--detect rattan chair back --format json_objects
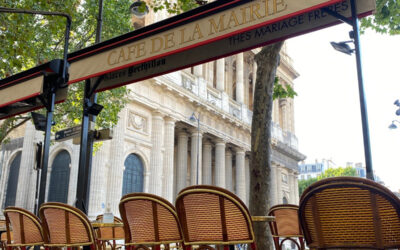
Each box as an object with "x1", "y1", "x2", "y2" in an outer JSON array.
[
  {"x1": 3, "y1": 207, "x2": 44, "y2": 247},
  {"x1": 299, "y1": 177, "x2": 400, "y2": 249},
  {"x1": 268, "y1": 204, "x2": 304, "y2": 250},
  {"x1": 95, "y1": 215, "x2": 125, "y2": 240},
  {"x1": 175, "y1": 185, "x2": 256, "y2": 249},
  {"x1": 39, "y1": 202, "x2": 96, "y2": 249},
  {"x1": 119, "y1": 193, "x2": 183, "y2": 248}
]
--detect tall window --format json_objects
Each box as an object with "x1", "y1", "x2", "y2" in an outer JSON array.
[
  {"x1": 122, "y1": 154, "x2": 144, "y2": 195},
  {"x1": 48, "y1": 150, "x2": 71, "y2": 203},
  {"x1": 4, "y1": 152, "x2": 22, "y2": 208}
]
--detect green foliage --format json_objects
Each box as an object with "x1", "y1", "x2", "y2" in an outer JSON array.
[
  {"x1": 0, "y1": 0, "x2": 133, "y2": 143},
  {"x1": 272, "y1": 77, "x2": 297, "y2": 100},
  {"x1": 298, "y1": 166, "x2": 358, "y2": 197},
  {"x1": 361, "y1": 0, "x2": 400, "y2": 35},
  {"x1": 149, "y1": 0, "x2": 199, "y2": 14},
  {"x1": 319, "y1": 166, "x2": 357, "y2": 179},
  {"x1": 298, "y1": 177, "x2": 318, "y2": 197}
]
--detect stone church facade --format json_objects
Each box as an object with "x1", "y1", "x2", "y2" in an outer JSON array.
[{"x1": 0, "y1": 42, "x2": 304, "y2": 218}]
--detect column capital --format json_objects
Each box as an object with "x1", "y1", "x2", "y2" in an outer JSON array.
[
  {"x1": 233, "y1": 146, "x2": 245, "y2": 154},
  {"x1": 152, "y1": 110, "x2": 164, "y2": 118},
  {"x1": 189, "y1": 127, "x2": 204, "y2": 135},
  {"x1": 164, "y1": 116, "x2": 176, "y2": 124},
  {"x1": 177, "y1": 130, "x2": 188, "y2": 137},
  {"x1": 214, "y1": 138, "x2": 227, "y2": 145}
]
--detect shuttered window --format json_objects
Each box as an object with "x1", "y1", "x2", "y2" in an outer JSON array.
[
  {"x1": 122, "y1": 154, "x2": 144, "y2": 195},
  {"x1": 48, "y1": 150, "x2": 71, "y2": 203}
]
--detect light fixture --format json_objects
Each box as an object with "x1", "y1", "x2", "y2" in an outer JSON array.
[
  {"x1": 330, "y1": 41, "x2": 355, "y2": 55},
  {"x1": 394, "y1": 99, "x2": 400, "y2": 107},
  {"x1": 31, "y1": 112, "x2": 47, "y2": 132},
  {"x1": 389, "y1": 120, "x2": 400, "y2": 129},
  {"x1": 195, "y1": 0, "x2": 208, "y2": 5},
  {"x1": 130, "y1": 0, "x2": 149, "y2": 18},
  {"x1": 189, "y1": 112, "x2": 198, "y2": 122},
  {"x1": 86, "y1": 102, "x2": 104, "y2": 116}
]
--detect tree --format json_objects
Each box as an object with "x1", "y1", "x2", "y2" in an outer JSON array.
[
  {"x1": 0, "y1": 0, "x2": 133, "y2": 144},
  {"x1": 298, "y1": 167, "x2": 357, "y2": 196},
  {"x1": 361, "y1": 0, "x2": 400, "y2": 35}
]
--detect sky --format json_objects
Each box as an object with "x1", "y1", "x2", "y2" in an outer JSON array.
[{"x1": 286, "y1": 23, "x2": 400, "y2": 191}]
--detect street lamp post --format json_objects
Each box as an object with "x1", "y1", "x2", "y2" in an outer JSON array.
[
  {"x1": 75, "y1": 0, "x2": 149, "y2": 214},
  {"x1": 0, "y1": 7, "x2": 71, "y2": 212},
  {"x1": 327, "y1": 0, "x2": 374, "y2": 180},
  {"x1": 189, "y1": 112, "x2": 200, "y2": 185}
]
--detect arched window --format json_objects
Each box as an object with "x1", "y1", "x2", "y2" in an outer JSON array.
[
  {"x1": 122, "y1": 154, "x2": 144, "y2": 195},
  {"x1": 48, "y1": 150, "x2": 71, "y2": 203},
  {"x1": 4, "y1": 152, "x2": 22, "y2": 208}
]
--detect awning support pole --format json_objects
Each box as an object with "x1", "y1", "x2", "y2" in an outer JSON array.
[{"x1": 324, "y1": 0, "x2": 374, "y2": 180}]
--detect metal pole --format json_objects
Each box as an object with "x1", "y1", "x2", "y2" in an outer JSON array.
[
  {"x1": 76, "y1": 79, "x2": 91, "y2": 213},
  {"x1": 76, "y1": 0, "x2": 103, "y2": 214},
  {"x1": 196, "y1": 114, "x2": 200, "y2": 185},
  {"x1": 350, "y1": 0, "x2": 374, "y2": 180},
  {"x1": 38, "y1": 91, "x2": 56, "y2": 207}
]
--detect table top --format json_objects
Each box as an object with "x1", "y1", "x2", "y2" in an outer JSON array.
[
  {"x1": 251, "y1": 216, "x2": 275, "y2": 222},
  {"x1": 91, "y1": 221, "x2": 124, "y2": 228}
]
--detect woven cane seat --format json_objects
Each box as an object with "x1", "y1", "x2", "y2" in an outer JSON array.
[
  {"x1": 119, "y1": 193, "x2": 183, "y2": 248},
  {"x1": 175, "y1": 185, "x2": 256, "y2": 249},
  {"x1": 39, "y1": 202, "x2": 96, "y2": 249},
  {"x1": 299, "y1": 177, "x2": 400, "y2": 249},
  {"x1": 268, "y1": 204, "x2": 304, "y2": 250},
  {"x1": 3, "y1": 207, "x2": 44, "y2": 247}
]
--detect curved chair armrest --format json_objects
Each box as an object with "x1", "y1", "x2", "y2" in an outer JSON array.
[{"x1": 251, "y1": 216, "x2": 275, "y2": 222}]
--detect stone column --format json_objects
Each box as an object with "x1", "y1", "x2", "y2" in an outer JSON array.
[
  {"x1": 225, "y1": 150, "x2": 233, "y2": 192},
  {"x1": 202, "y1": 140, "x2": 213, "y2": 185},
  {"x1": 193, "y1": 65, "x2": 203, "y2": 77},
  {"x1": 294, "y1": 172, "x2": 299, "y2": 204},
  {"x1": 270, "y1": 164, "x2": 278, "y2": 206},
  {"x1": 214, "y1": 139, "x2": 226, "y2": 188},
  {"x1": 236, "y1": 53, "x2": 244, "y2": 103},
  {"x1": 190, "y1": 129, "x2": 202, "y2": 185},
  {"x1": 149, "y1": 112, "x2": 164, "y2": 196},
  {"x1": 163, "y1": 117, "x2": 175, "y2": 202},
  {"x1": 106, "y1": 110, "x2": 125, "y2": 214},
  {"x1": 16, "y1": 122, "x2": 35, "y2": 209},
  {"x1": 276, "y1": 166, "x2": 283, "y2": 204},
  {"x1": 245, "y1": 156, "x2": 250, "y2": 206},
  {"x1": 235, "y1": 148, "x2": 246, "y2": 202},
  {"x1": 252, "y1": 61, "x2": 257, "y2": 97},
  {"x1": 176, "y1": 131, "x2": 188, "y2": 194},
  {"x1": 216, "y1": 59, "x2": 225, "y2": 91}
]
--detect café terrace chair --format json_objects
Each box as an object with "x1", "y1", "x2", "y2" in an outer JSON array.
[
  {"x1": 175, "y1": 185, "x2": 256, "y2": 250},
  {"x1": 267, "y1": 204, "x2": 304, "y2": 250},
  {"x1": 3, "y1": 207, "x2": 44, "y2": 250},
  {"x1": 119, "y1": 193, "x2": 183, "y2": 250},
  {"x1": 39, "y1": 202, "x2": 97, "y2": 250},
  {"x1": 299, "y1": 176, "x2": 400, "y2": 249},
  {"x1": 95, "y1": 214, "x2": 125, "y2": 250}
]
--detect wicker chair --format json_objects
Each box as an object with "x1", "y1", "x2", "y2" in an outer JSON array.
[
  {"x1": 299, "y1": 176, "x2": 400, "y2": 249},
  {"x1": 0, "y1": 220, "x2": 6, "y2": 250},
  {"x1": 3, "y1": 207, "x2": 44, "y2": 250},
  {"x1": 268, "y1": 204, "x2": 304, "y2": 250},
  {"x1": 175, "y1": 185, "x2": 256, "y2": 250},
  {"x1": 119, "y1": 193, "x2": 183, "y2": 250},
  {"x1": 95, "y1": 214, "x2": 125, "y2": 250},
  {"x1": 39, "y1": 202, "x2": 97, "y2": 250}
]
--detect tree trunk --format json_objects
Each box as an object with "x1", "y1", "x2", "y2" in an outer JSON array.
[{"x1": 250, "y1": 41, "x2": 284, "y2": 249}]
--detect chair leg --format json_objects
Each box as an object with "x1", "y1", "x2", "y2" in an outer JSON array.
[
  {"x1": 272, "y1": 237, "x2": 280, "y2": 250},
  {"x1": 299, "y1": 237, "x2": 305, "y2": 250}
]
